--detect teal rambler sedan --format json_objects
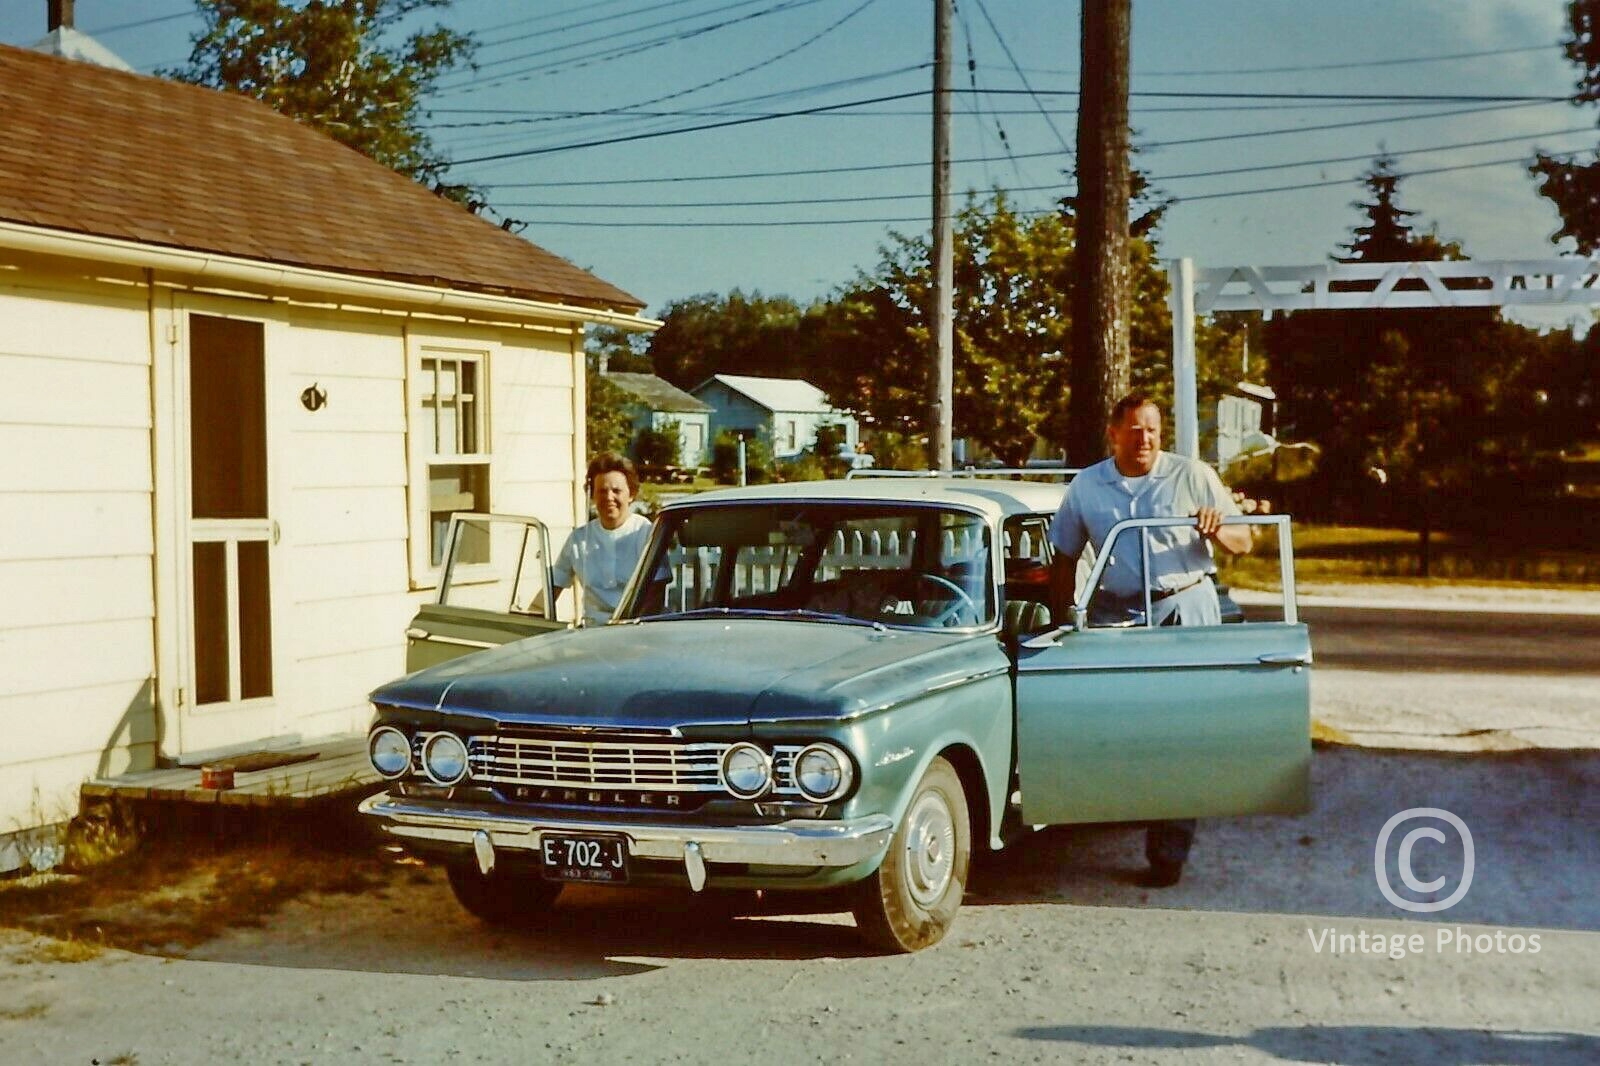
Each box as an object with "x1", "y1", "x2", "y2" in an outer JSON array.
[{"x1": 358, "y1": 477, "x2": 1311, "y2": 952}]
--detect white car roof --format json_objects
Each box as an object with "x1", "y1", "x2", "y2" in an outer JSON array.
[{"x1": 659, "y1": 476, "x2": 1065, "y2": 522}]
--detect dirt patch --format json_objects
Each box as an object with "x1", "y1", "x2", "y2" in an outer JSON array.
[{"x1": 0, "y1": 804, "x2": 395, "y2": 956}]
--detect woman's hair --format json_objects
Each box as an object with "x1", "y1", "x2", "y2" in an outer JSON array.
[{"x1": 586, "y1": 451, "x2": 640, "y2": 496}]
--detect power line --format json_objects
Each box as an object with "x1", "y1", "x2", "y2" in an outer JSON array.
[
  {"x1": 459, "y1": 0, "x2": 792, "y2": 75},
  {"x1": 970, "y1": 0, "x2": 1072, "y2": 155},
  {"x1": 486, "y1": 128, "x2": 1596, "y2": 209},
  {"x1": 82, "y1": 8, "x2": 193, "y2": 36},
  {"x1": 467, "y1": 102, "x2": 1568, "y2": 186},
  {"x1": 439, "y1": 0, "x2": 830, "y2": 91},
  {"x1": 451, "y1": 95, "x2": 1562, "y2": 167},
  {"x1": 1047, "y1": 42, "x2": 1559, "y2": 78},
  {"x1": 453, "y1": 89, "x2": 931, "y2": 164}
]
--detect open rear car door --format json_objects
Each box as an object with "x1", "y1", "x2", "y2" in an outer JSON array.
[{"x1": 405, "y1": 512, "x2": 566, "y2": 671}]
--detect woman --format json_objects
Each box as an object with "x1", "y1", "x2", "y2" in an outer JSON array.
[{"x1": 552, "y1": 453, "x2": 652, "y2": 626}]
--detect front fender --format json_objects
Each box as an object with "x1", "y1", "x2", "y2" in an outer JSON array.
[{"x1": 838, "y1": 670, "x2": 1012, "y2": 854}]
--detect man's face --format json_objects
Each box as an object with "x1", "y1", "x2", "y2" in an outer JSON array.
[
  {"x1": 591, "y1": 470, "x2": 634, "y2": 529},
  {"x1": 1107, "y1": 403, "x2": 1162, "y2": 476}
]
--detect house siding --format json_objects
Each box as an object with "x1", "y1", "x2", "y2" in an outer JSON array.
[
  {"x1": 0, "y1": 271, "x2": 158, "y2": 832},
  {"x1": 0, "y1": 256, "x2": 589, "y2": 849}
]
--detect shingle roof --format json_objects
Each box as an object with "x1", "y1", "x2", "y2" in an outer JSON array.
[
  {"x1": 0, "y1": 44, "x2": 643, "y2": 313},
  {"x1": 605, "y1": 372, "x2": 711, "y2": 414},
  {"x1": 695, "y1": 373, "x2": 840, "y2": 414}
]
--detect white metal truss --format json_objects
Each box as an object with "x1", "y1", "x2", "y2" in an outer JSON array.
[
  {"x1": 1165, "y1": 257, "x2": 1600, "y2": 459},
  {"x1": 1192, "y1": 258, "x2": 1600, "y2": 314}
]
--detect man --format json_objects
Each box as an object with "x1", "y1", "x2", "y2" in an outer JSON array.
[{"x1": 1047, "y1": 392, "x2": 1251, "y2": 887}]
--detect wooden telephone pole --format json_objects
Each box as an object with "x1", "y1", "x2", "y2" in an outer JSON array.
[
  {"x1": 929, "y1": 0, "x2": 954, "y2": 470},
  {"x1": 1067, "y1": 0, "x2": 1132, "y2": 464}
]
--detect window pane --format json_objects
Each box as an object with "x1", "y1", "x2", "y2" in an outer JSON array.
[
  {"x1": 190, "y1": 316, "x2": 266, "y2": 519},
  {"x1": 192, "y1": 541, "x2": 229, "y2": 705},
  {"x1": 428, "y1": 464, "x2": 490, "y2": 567},
  {"x1": 238, "y1": 540, "x2": 273, "y2": 699}
]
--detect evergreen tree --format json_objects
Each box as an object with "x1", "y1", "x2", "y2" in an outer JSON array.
[{"x1": 1532, "y1": 0, "x2": 1600, "y2": 251}]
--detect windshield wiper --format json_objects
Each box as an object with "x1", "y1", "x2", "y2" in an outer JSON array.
[{"x1": 636, "y1": 606, "x2": 884, "y2": 629}]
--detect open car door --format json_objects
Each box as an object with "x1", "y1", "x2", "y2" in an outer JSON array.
[
  {"x1": 1014, "y1": 514, "x2": 1311, "y2": 825},
  {"x1": 405, "y1": 512, "x2": 566, "y2": 671}
]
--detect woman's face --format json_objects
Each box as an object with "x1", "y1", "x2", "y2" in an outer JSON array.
[{"x1": 591, "y1": 470, "x2": 634, "y2": 530}]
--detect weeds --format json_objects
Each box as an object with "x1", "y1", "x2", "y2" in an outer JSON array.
[{"x1": 0, "y1": 804, "x2": 393, "y2": 956}]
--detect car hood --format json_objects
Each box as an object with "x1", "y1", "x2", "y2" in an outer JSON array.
[{"x1": 371, "y1": 618, "x2": 1003, "y2": 730}]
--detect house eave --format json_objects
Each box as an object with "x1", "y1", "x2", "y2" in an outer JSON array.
[{"x1": 0, "y1": 221, "x2": 661, "y2": 332}]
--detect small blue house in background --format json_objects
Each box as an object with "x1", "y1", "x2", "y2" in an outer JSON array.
[
  {"x1": 604, "y1": 371, "x2": 713, "y2": 467},
  {"x1": 691, "y1": 374, "x2": 861, "y2": 460}
]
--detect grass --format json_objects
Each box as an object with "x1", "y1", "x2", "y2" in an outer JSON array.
[
  {"x1": 1218, "y1": 523, "x2": 1600, "y2": 590},
  {"x1": 0, "y1": 809, "x2": 393, "y2": 957}
]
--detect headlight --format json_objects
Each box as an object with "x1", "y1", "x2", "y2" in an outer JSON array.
[
  {"x1": 720, "y1": 743, "x2": 772, "y2": 799},
  {"x1": 793, "y1": 743, "x2": 854, "y2": 802},
  {"x1": 421, "y1": 732, "x2": 469, "y2": 785},
  {"x1": 368, "y1": 727, "x2": 412, "y2": 779}
]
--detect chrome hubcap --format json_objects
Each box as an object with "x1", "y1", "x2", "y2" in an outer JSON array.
[{"x1": 902, "y1": 790, "x2": 956, "y2": 907}]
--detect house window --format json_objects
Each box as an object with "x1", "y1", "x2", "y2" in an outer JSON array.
[
  {"x1": 410, "y1": 342, "x2": 492, "y2": 583},
  {"x1": 783, "y1": 419, "x2": 798, "y2": 452}
]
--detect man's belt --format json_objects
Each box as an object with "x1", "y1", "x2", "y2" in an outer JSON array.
[{"x1": 1150, "y1": 575, "x2": 1207, "y2": 602}]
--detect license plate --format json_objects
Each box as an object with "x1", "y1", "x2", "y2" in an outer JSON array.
[{"x1": 539, "y1": 833, "x2": 629, "y2": 884}]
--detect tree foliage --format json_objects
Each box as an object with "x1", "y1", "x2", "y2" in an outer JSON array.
[
  {"x1": 167, "y1": 0, "x2": 475, "y2": 192},
  {"x1": 584, "y1": 368, "x2": 634, "y2": 460},
  {"x1": 1267, "y1": 157, "x2": 1579, "y2": 537},
  {"x1": 1532, "y1": 0, "x2": 1600, "y2": 250}
]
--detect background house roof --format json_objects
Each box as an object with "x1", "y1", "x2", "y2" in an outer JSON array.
[
  {"x1": 695, "y1": 373, "x2": 845, "y2": 415},
  {"x1": 0, "y1": 44, "x2": 643, "y2": 313},
  {"x1": 605, "y1": 372, "x2": 711, "y2": 414}
]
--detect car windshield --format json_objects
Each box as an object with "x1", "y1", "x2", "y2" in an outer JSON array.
[{"x1": 617, "y1": 502, "x2": 995, "y2": 630}]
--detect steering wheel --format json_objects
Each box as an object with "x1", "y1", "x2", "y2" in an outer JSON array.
[{"x1": 896, "y1": 572, "x2": 981, "y2": 628}]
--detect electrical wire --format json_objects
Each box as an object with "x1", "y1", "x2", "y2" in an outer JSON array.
[
  {"x1": 484, "y1": 128, "x2": 1596, "y2": 209},
  {"x1": 970, "y1": 0, "x2": 1073, "y2": 155}
]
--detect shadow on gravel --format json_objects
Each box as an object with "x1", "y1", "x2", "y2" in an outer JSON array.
[
  {"x1": 1014, "y1": 1024, "x2": 1600, "y2": 1065},
  {"x1": 183, "y1": 877, "x2": 874, "y2": 979}
]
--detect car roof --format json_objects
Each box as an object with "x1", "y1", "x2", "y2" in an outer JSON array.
[{"x1": 658, "y1": 476, "x2": 1065, "y2": 522}]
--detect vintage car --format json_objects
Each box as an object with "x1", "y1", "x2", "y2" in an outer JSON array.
[{"x1": 359, "y1": 478, "x2": 1311, "y2": 952}]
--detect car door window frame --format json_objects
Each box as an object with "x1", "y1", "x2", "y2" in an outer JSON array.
[{"x1": 1072, "y1": 514, "x2": 1298, "y2": 630}]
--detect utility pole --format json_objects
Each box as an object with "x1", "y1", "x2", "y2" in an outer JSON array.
[
  {"x1": 1067, "y1": 0, "x2": 1132, "y2": 464},
  {"x1": 929, "y1": 0, "x2": 954, "y2": 471}
]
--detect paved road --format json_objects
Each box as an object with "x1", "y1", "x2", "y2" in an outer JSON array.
[
  {"x1": 1303, "y1": 605, "x2": 1600, "y2": 677},
  {"x1": 2, "y1": 749, "x2": 1595, "y2": 1065}
]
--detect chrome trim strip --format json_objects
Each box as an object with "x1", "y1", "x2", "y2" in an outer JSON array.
[
  {"x1": 749, "y1": 663, "x2": 1011, "y2": 726},
  {"x1": 1022, "y1": 655, "x2": 1314, "y2": 673},
  {"x1": 409, "y1": 633, "x2": 497, "y2": 650},
  {"x1": 357, "y1": 793, "x2": 894, "y2": 868}
]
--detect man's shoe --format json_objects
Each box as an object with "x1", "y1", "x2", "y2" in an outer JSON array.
[{"x1": 1142, "y1": 858, "x2": 1183, "y2": 889}]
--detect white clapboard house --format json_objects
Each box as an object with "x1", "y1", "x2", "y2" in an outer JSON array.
[{"x1": 0, "y1": 43, "x2": 654, "y2": 864}]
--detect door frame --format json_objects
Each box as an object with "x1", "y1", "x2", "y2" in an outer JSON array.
[{"x1": 153, "y1": 292, "x2": 293, "y2": 759}]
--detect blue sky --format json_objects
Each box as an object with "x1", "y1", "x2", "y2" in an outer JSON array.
[{"x1": 2, "y1": 1, "x2": 1588, "y2": 321}]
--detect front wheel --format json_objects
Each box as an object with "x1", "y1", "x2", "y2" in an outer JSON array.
[
  {"x1": 446, "y1": 862, "x2": 562, "y2": 929},
  {"x1": 851, "y1": 756, "x2": 970, "y2": 952}
]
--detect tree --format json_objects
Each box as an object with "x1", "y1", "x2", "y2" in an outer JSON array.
[
  {"x1": 584, "y1": 369, "x2": 633, "y2": 459},
  {"x1": 1532, "y1": 1, "x2": 1600, "y2": 250},
  {"x1": 1266, "y1": 158, "x2": 1556, "y2": 563},
  {"x1": 816, "y1": 191, "x2": 1225, "y2": 467},
  {"x1": 646, "y1": 291, "x2": 812, "y2": 390},
  {"x1": 167, "y1": 0, "x2": 475, "y2": 193}
]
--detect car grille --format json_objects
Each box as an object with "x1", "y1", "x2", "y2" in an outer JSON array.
[{"x1": 467, "y1": 734, "x2": 801, "y2": 794}]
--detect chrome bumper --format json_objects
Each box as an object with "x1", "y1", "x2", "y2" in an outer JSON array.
[{"x1": 357, "y1": 792, "x2": 893, "y2": 888}]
